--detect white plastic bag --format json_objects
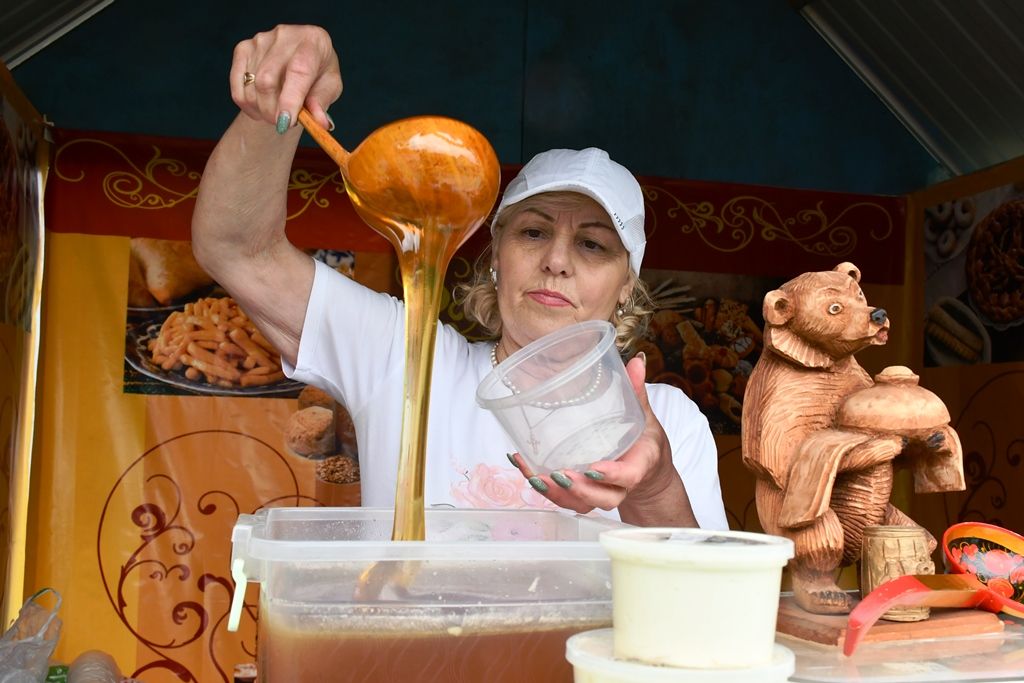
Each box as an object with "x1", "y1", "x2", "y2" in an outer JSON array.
[
  {"x1": 68, "y1": 650, "x2": 120, "y2": 683},
  {"x1": 0, "y1": 588, "x2": 61, "y2": 682}
]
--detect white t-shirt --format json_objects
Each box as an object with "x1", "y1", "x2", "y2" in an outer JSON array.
[{"x1": 285, "y1": 259, "x2": 728, "y2": 530}]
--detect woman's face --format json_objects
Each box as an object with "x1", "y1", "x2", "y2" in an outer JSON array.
[{"x1": 492, "y1": 194, "x2": 632, "y2": 351}]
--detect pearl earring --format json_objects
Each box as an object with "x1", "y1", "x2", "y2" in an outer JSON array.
[
  {"x1": 490, "y1": 268, "x2": 497, "y2": 285},
  {"x1": 616, "y1": 307, "x2": 624, "y2": 317}
]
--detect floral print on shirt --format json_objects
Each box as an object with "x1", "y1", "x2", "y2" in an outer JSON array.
[{"x1": 451, "y1": 462, "x2": 556, "y2": 510}]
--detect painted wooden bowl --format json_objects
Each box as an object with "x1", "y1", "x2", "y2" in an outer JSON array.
[
  {"x1": 845, "y1": 522, "x2": 1024, "y2": 655},
  {"x1": 943, "y1": 521, "x2": 1024, "y2": 611}
]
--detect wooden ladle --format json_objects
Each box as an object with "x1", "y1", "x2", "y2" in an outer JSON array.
[
  {"x1": 298, "y1": 109, "x2": 500, "y2": 543},
  {"x1": 298, "y1": 109, "x2": 500, "y2": 257}
]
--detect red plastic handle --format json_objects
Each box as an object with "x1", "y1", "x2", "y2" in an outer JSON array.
[{"x1": 844, "y1": 574, "x2": 1010, "y2": 656}]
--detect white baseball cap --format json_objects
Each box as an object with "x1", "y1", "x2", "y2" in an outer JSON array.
[{"x1": 492, "y1": 147, "x2": 646, "y2": 275}]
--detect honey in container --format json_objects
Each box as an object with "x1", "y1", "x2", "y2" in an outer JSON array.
[
  {"x1": 231, "y1": 507, "x2": 619, "y2": 683},
  {"x1": 260, "y1": 616, "x2": 602, "y2": 682}
]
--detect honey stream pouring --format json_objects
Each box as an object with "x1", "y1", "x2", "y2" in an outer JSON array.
[{"x1": 298, "y1": 109, "x2": 500, "y2": 543}]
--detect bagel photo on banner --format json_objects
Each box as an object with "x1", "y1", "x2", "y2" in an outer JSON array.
[{"x1": 923, "y1": 180, "x2": 1024, "y2": 366}]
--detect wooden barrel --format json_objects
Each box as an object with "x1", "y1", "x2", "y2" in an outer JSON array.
[{"x1": 859, "y1": 525, "x2": 935, "y2": 622}]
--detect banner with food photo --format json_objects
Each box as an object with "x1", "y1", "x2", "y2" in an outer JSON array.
[
  {"x1": 923, "y1": 179, "x2": 1024, "y2": 366},
  {"x1": 124, "y1": 237, "x2": 303, "y2": 398},
  {"x1": 907, "y1": 154, "x2": 1024, "y2": 548},
  {"x1": 33, "y1": 126, "x2": 911, "y2": 675},
  {"x1": 0, "y1": 63, "x2": 47, "y2": 626}
]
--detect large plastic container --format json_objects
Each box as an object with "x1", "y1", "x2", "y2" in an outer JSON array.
[
  {"x1": 229, "y1": 507, "x2": 626, "y2": 682},
  {"x1": 477, "y1": 320, "x2": 644, "y2": 475}
]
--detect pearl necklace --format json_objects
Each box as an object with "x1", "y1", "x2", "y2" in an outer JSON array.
[{"x1": 490, "y1": 343, "x2": 603, "y2": 408}]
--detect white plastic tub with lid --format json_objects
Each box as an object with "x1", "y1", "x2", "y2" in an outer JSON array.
[{"x1": 599, "y1": 527, "x2": 794, "y2": 669}]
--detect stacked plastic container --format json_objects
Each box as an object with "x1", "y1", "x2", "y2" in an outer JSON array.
[{"x1": 566, "y1": 527, "x2": 796, "y2": 682}]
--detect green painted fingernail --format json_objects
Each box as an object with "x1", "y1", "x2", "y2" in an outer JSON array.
[
  {"x1": 528, "y1": 476, "x2": 548, "y2": 493},
  {"x1": 276, "y1": 111, "x2": 292, "y2": 135},
  {"x1": 507, "y1": 453, "x2": 519, "y2": 468},
  {"x1": 584, "y1": 470, "x2": 604, "y2": 481},
  {"x1": 551, "y1": 471, "x2": 572, "y2": 489}
]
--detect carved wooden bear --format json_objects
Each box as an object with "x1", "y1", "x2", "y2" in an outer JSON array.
[{"x1": 741, "y1": 263, "x2": 964, "y2": 615}]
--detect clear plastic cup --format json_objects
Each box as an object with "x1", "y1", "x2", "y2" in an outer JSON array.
[{"x1": 476, "y1": 320, "x2": 644, "y2": 475}]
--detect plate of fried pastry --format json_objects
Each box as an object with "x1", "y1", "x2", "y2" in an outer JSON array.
[
  {"x1": 125, "y1": 295, "x2": 302, "y2": 396},
  {"x1": 127, "y1": 237, "x2": 218, "y2": 314}
]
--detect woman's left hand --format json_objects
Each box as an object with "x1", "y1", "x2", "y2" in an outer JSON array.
[{"x1": 508, "y1": 354, "x2": 698, "y2": 527}]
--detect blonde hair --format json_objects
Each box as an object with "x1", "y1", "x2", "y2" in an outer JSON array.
[{"x1": 453, "y1": 192, "x2": 654, "y2": 353}]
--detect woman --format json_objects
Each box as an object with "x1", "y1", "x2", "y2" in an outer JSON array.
[{"x1": 191, "y1": 24, "x2": 727, "y2": 529}]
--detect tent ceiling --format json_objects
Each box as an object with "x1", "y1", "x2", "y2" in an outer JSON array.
[
  {"x1": 4, "y1": 1, "x2": 1022, "y2": 179},
  {"x1": 797, "y1": 0, "x2": 1024, "y2": 176},
  {"x1": 0, "y1": 0, "x2": 113, "y2": 70}
]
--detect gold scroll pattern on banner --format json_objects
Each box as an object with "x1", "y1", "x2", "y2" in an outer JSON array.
[
  {"x1": 287, "y1": 168, "x2": 347, "y2": 220},
  {"x1": 54, "y1": 139, "x2": 200, "y2": 210},
  {"x1": 643, "y1": 188, "x2": 895, "y2": 257},
  {"x1": 52, "y1": 137, "x2": 348, "y2": 221}
]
